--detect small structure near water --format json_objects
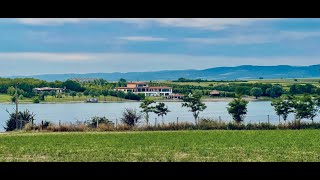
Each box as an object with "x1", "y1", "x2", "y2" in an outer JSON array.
[
  {"x1": 166, "y1": 93, "x2": 184, "y2": 99},
  {"x1": 86, "y1": 98, "x2": 98, "y2": 103},
  {"x1": 209, "y1": 90, "x2": 220, "y2": 97}
]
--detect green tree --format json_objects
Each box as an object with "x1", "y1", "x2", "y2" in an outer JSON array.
[
  {"x1": 7, "y1": 86, "x2": 16, "y2": 95},
  {"x1": 182, "y1": 91, "x2": 207, "y2": 124},
  {"x1": 95, "y1": 91, "x2": 101, "y2": 100},
  {"x1": 227, "y1": 96, "x2": 249, "y2": 125},
  {"x1": 101, "y1": 90, "x2": 109, "y2": 101},
  {"x1": 18, "y1": 94, "x2": 23, "y2": 100},
  {"x1": 292, "y1": 95, "x2": 318, "y2": 123},
  {"x1": 77, "y1": 92, "x2": 83, "y2": 100},
  {"x1": 139, "y1": 98, "x2": 156, "y2": 125},
  {"x1": 271, "y1": 96, "x2": 294, "y2": 123},
  {"x1": 250, "y1": 87, "x2": 263, "y2": 99},
  {"x1": 62, "y1": 79, "x2": 84, "y2": 92},
  {"x1": 50, "y1": 91, "x2": 56, "y2": 100},
  {"x1": 89, "y1": 89, "x2": 96, "y2": 98},
  {"x1": 83, "y1": 90, "x2": 89, "y2": 98},
  {"x1": 154, "y1": 102, "x2": 170, "y2": 123},
  {"x1": 266, "y1": 85, "x2": 283, "y2": 98},
  {"x1": 70, "y1": 91, "x2": 77, "y2": 101}
]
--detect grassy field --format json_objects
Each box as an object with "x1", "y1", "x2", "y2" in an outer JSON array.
[
  {"x1": 0, "y1": 94, "x2": 33, "y2": 103},
  {"x1": 164, "y1": 78, "x2": 320, "y2": 88},
  {"x1": 1, "y1": 130, "x2": 320, "y2": 162},
  {"x1": 0, "y1": 94, "x2": 130, "y2": 103}
]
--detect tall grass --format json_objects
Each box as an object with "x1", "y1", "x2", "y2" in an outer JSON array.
[{"x1": 21, "y1": 118, "x2": 320, "y2": 132}]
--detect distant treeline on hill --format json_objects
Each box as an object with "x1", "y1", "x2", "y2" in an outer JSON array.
[{"x1": 172, "y1": 78, "x2": 248, "y2": 83}]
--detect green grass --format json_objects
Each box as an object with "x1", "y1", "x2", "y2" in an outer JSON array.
[
  {"x1": 0, "y1": 94, "x2": 130, "y2": 103},
  {"x1": 44, "y1": 95, "x2": 128, "y2": 102},
  {"x1": 1, "y1": 130, "x2": 320, "y2": 162},
  {"x1": 0, "y1": 94, "x2": 32, "y2": 103}
]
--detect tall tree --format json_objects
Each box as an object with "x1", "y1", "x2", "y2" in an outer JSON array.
[
  {"x1": 182, "y1": 91, "x2": 207, "y2": 124},
  {"x1": 70, "y1": 91, "x2": 77, "y2": 101},
  {"x1": 251, "y1": 87, "x2": 263, "y2": 99},
  {"x1": 266, "y1": 85, "x2": 283, "y2": 98},
  {"x1": 154, "y1": 102, "x2": 170, "y2": 123},
  {"x1": 102, "y1": 90, "x2": 109, "y2": 101},
  {"x1": 139, "y1": 98, "x2": 156, "y2": 125},
  {"x1": 227, "y1": 96, "x2": 249, "y2": 125},
  {"x1": 292, "y1": 95, "x2": 318, "y2": 123},
  {"x1": 77, "y1": 92, "x2": 83, "y2": 100},
  {"x1": 271, "y1": 96, "x2": 294, "y2": 123},
  {"x1": 83, "y1": 90, "x2": 89, "y2": 98}
]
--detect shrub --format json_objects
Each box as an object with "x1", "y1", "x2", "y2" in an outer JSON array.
[
  {"x1": 121, "y1": 108, "x2": 142, "y2": 127},
  {"x1": 4, "y1": 109, "x2": 36, "y2": 131},
  {"x1": 86, "y1": 116, "x2": 113, "y2": 128},
  {"x1": 33, "y1": 98, "x2": 40, "y2": 103}
]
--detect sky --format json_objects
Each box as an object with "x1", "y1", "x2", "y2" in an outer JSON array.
[{"x1": 0, "y1": 18, "x2": 320, "y2": 76}]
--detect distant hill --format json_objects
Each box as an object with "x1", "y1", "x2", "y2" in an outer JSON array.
[{"x1": 6, "y1": 65, "x2": 320, "y2": 81}]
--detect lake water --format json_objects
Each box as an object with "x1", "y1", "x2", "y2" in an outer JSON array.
[{"x1": 1, "y1": 101, "x2": 319, "y2": 132}]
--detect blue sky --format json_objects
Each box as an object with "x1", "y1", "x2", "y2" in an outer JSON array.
[{"x1": 0, "y1": 18, "x2": 320, "y2": 76}]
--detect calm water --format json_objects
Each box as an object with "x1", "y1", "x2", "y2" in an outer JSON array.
[{"x1": 1, "y1": 101, "x2": 319, "y2": 132}]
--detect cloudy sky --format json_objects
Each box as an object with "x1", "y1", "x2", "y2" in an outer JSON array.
[{"x1": 0, "y1": 18, "x2": 320, "y2": 76}]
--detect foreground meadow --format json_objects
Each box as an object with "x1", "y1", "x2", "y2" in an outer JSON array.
[{"x1": 0, "y1": 130, "x2": 320, "y2": 162}]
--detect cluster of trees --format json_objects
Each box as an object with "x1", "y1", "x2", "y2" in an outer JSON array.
[
  {"x1": 173, "y1": 78, "x2": 247, "y2": 83},
  {"x1": 289, "y1": 84, "x2": 320, "y2": 95},
  {"x1": 271, "y1": 95, "x2": 320, "y2": 123},
  {"x1": 0, "y1": 78, "x2": 146, "y2": 102},
  {"x1": 157, "y1": 80, "x2": 320, "y2": 99}
]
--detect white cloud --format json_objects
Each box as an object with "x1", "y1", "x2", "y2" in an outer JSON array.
[
  {"x1": 0, "y1": 52, "x2": 93, "y2": 62},
  {"x1": 184, "y1": 31, "x2": 320, "y2": 45},
  {"x1": 118, "y1": 36, "x2": 167, "y2": 42},
  {"x1": 14, "y1": 18, "x2": 282, "y2": 30}
]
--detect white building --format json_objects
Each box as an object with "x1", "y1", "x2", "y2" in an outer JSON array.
[{"x1": 115, "y1": 82, "x2": 173, "y2": 97}]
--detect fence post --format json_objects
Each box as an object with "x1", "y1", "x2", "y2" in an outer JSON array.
[
  {"x1": 59, "y1": 120, "x2": 61, "y2": 127},
  {"x1": 116, "y1": 118, "x2": 118, "y2": 130},
  {"x1": 155, "y1": 118, "x2": 157, "y2": 127},
  {"x1": 96, "y1": 119, "x2": 99, "y2": 128},
  {"x1": 176, "y1": 117, "x2": 179, "y2": 125},
  {"x1": 219, "y1": 116, "x2": 221, "y2": 121},
  {"x1": 267, "y1": 115, "x2": 270, "y2": 124}
]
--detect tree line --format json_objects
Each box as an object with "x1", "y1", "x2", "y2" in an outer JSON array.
[{"x1": 0, "y1": 77, "x2": 147, "y2": 102}]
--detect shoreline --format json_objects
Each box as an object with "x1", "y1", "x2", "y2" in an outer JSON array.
[{"x1": 0, "y1": 97, "x2": 269, "y2": 105}]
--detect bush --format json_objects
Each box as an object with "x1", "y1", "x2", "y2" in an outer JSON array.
[
  {"x1": 23, "y1": 123, "x2": 35, "y2": 131},
  {"x1": 33, "y1": 98, "x2": 40, "y2": 103},
  {"x1": 121, "y1": 108, "x2": 142, "y2": 127},
  {"x1": 4, "y1": 109, "x2": 36, "y2": 131},
  {"x1": 86, "y1": 116, "x2": 113, "y2": 128}
]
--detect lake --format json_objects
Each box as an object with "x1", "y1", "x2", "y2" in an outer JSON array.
[{"x1": 1, "y1": 101, "x2": 319, "y2": 132}]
